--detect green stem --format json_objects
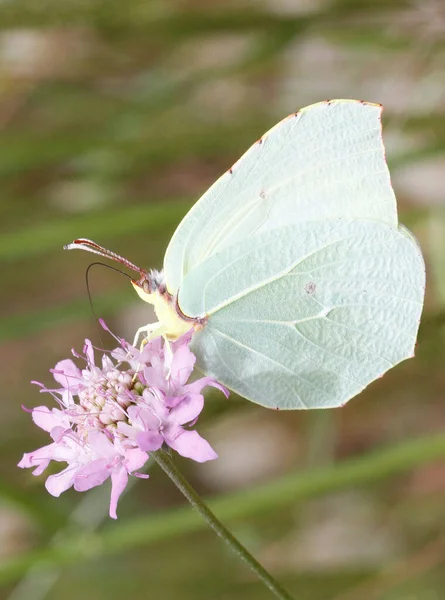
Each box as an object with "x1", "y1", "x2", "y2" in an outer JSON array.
[{"x1": 152, "y1": 448, "x2": 294, "y2": 600}]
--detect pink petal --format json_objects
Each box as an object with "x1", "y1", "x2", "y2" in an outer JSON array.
[
  {"x1": 116, "y1": 421, "x2": 137, "y2": 440},
  {"x1": 117, "y1": 337, "x2": 161, "y2": 370},
  {"x1": 44, "y1": 440, "x2": 80, "y2": 463},
  {"x1": 139, "y1": 338, "x2": 163, "y2": 362},
  {"x1": 52, "y1": 359, "x2": 82, "y2": 389},
  {"x1": 50, "y1": 425, "x2": 70, "y2": 443},
  {"x1": 111, "y1": 346, "x2": 131, "y2": 364},
  {"x1": 142, "y1": 367, "x2": 168, "y2": 391},
  {"x1": 109, "y1": 467, "x2": 128, "y2": 519},
  {"x1": 32, "y1": 406, "x2": 69, "y2": 432},
  {"x1": 124, "y1": 448, "x2": 149, "y2": 472},
  {"x1": 46, "y1": 466, "x2": 77, "y2": 497},
  {"x1": 87, "y1": 431, "x2": 115, "y2": 458},
  {"x1": 169, "y1": 394, "x2": 204, "y2": 425},
  {"x1": 171, "y1": 329, "x2": 193, "y2": 350},
  {"x1": 17, "y1": 452, "x2": 33, "y2": 469},
  {"x1": 18, "y1": 449, "x2": 50, "y2": 475},
  {"x1": 83, "y1": 339, "x2": 95, "y2": 366},
  {"x1": 61, "y1": 389, "x2": 75, "y2": 408},
  {"x1": 170, "y1": 344, "x2": 196, "y2": 387},
  {"x1": 136, "y1": 430, "x2": 163, "y2": 452},
  {"x1": 101, "y1": 354, "x2": 114, "y2": 370},
  {"x1": 18, "y1": 441, "x2": 69, "y2": 474},
  {"x1": 163, "y1": 393, "x2": 187, "y2": 408},
  {"x1": 128, "y1": 404, "x2": 162, "y2": 430},
  {"x1": 165, "y1": 425, "x2": 218, "y2": 463},
  {"x1": 141, "y1": 392, "x2": 169, "y2": 421},
  {"x1": 185, "y1": 377, "x2": 230, "y2": 398},
  {"x1": 74, "y1": 458, "x2": 110, "y2": 492}
]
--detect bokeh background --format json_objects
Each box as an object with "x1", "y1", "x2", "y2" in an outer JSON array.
[{"x1": 1, "y1": 1, "x2": 445, "y2": 599}]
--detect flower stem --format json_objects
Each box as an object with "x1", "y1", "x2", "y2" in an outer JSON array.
[{"x1": 152, "y1": 448, "x2": 294, "y2": 600}]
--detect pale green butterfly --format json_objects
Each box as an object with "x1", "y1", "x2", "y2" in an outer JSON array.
[{"x1": 66, "y1": 99, "x2": 425, "y2": 410}]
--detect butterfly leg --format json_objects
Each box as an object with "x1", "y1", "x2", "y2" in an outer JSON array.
[
  {"x1": 162, "y1": 338, "x2": 174, "y2": 378},
  {"x1": 133, "y1": 322, "x2": 162, "y2": 347},
  {"x1": 131, "y1": 323, "x2": 167, "y2": 382}
]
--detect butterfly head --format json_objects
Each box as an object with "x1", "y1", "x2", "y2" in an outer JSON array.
[
  {"x1": 64, "y1": 238, "x2": 195, "y2": 340},
  {"x1": 132, "y1": 268, "x2": 168, "y2": 301}
]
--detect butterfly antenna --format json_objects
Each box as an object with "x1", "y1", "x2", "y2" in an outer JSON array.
[
  {"x1": 64, "y1": 238, "x2": 147, "y2": 276},
  {"x1": 85, "y1": 262, "x2": 133, "y2": 346}
]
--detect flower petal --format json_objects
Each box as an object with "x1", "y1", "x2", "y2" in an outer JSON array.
[
  {"x1": 45, "y1": 438, "x2": 81, "y2": 462},
  {"x1": 50, "y1": 425, "x2": 70, "y2": 443},
  {"x1": 52, "y1": 359, "x2": 82, "y2": 389},
  {"x1": 169, "y1": 394, "x2": 204, "y2": 425},
  {"x1": 136, "y1": 430, "x2": 163, "y2": 452},
  {"x1": 83, "y1": 339, "x2": 95, "y2": 366},
  {"x1": 141, "y1": 391, "x2": 169, "y2": 421},
  {"x1": 164, "y1": 425, "x2": 218, "y2": 462},
  {"x1": 32, "y1": 406, "x2": 69, "y2": 432},
  {"x1": 171, "y1": 329, "x2": 193, "y2": 350},
  {"x1": 61, "y1": 389, "x2": 76, "y2": 408},
  {"x1": 185, "y1": 377, "x2": 230, "y2": 398},
  {"x1": 139, "y1": 337, "x2": 163, "y2": 362},
  {"x1": 46, "y1": 467, "x2": 77, "y2": 497},
  {"x1": 116, "y1": 421, "x2": 137, "y2": 440},
  {"x1": 128, "y1": 404, "x2": 162, "y2": 430},
  {"x1": 17, "y1": 440, "x2": 74, "y2": 474},
  {"x1": 124, "y1": 448, "x2": 149, "y2": 472},
  {"x1": 18, "y1": 448, "x2": 51, "y2": 475},
  {"x1": 142, "y1": 367, "x2": 168, "y2": 391},
  {"x1": 87, "y1": 430, "x2": 115, "y2": 458},
  {"x1": 109, "y1": 467, "x2": 128, "y2": 519},
  {"x1": 74, "y1": 458, "x2": 111, "y2": 492},
  {"x1": 162, "y1": 393, "x2": 187, "y2": 409},
  {"x1": 170, "y1": 344, "x2": 196, "y2": 387}
]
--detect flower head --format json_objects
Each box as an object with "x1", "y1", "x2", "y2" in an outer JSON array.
[{"x1": 19, "y1": 324, "x2": 228, "y2": 518}]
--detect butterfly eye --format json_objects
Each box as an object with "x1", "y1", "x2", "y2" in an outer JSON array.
[{"x1": 142, "y1": 278, "x2": 152, "y2": 294}]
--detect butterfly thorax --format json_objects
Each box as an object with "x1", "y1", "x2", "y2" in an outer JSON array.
[{"x1": 131, "y1": 269, "x2": 193, "y2": 340}]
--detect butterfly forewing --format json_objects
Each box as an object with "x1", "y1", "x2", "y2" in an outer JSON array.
[{"x1": 164, "y1": 100, "x2": 397, "y2": 295}]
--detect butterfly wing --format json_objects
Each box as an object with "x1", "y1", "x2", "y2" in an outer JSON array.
[
  {"x1": 164, "y1": 99, "x2": 397, "y2": 294},
  {"x1": 177, "y1": 220, "x2": 425, "y2": 409}
]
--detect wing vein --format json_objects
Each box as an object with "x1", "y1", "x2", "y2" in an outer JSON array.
[
  {"x1": 207, "y1": 234, "x2": 355, "y2": 315},
  {"x1": 211, "y1": 328, "x2": 330, "y2": 408},
  {"x1": 292, "y1": 323, "x2": 394, "y2": 372}
]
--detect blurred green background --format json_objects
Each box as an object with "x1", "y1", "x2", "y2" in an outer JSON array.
[{"x1": 1, "y1": 1, "x2": 445, "y2": 599}]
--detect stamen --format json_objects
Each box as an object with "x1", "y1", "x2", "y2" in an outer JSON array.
[{"x1": 99, "y1": 319, "x2": 124, "y2": 346}]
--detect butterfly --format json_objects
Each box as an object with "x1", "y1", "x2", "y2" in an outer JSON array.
[{"x1": 65, "y1": 99, "x2": 425, "y2": 410}]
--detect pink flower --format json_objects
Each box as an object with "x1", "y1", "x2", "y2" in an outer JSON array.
[
  {"x1": 19, "y1": 428, "x2": 147, "y2": 519},
  {"x1": 18, "y1": 323, "x2": 228, "y2": 518},
  {"x1": 118, "y1": 390, "x2": 218, "y2": 462},
  {"x1": 143, "y1": 333, "x2": 228, "y2": 408}
]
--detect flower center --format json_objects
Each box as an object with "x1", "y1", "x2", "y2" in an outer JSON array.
[{"x1": 77, "y1": 367, "x2": 141, "y2": 434}]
